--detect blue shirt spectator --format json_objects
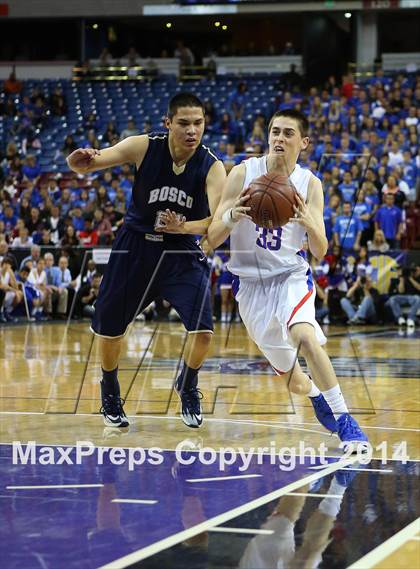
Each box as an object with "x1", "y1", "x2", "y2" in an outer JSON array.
[
  {"x1": 333, "y1": 202, "x2": 362, "y2": 252},
  {"x1": 374, "y1": 194, "x2": 403, "y2": 248},
  {"x1": 338, "y1": 171, "x2": 358, "y2": 202}
]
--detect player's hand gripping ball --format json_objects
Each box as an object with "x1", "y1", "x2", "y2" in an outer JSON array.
[{"x1": 244, "y1": 172, "x2": 298, "y2": 228}]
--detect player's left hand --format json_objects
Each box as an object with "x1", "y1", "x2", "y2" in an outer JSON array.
[
  {"x1": 155, "y1": 209, "x2": 186, "y2": 233},
  {"x1": 289, "y1": 192, "x2": 316, "y2": 230}
]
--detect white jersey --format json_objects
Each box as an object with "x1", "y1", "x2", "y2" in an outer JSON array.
[{"x1": 228, "y1": 156, "x2": 313, "y2": 279}]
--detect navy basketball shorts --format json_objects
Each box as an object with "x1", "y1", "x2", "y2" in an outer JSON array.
[{"x1": 91, "y1": 227, "x2": 213, "y2": 338}]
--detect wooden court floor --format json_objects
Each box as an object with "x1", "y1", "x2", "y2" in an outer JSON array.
[{"x1": 0, "y1": 319, "x2": 419, "y2": 568}]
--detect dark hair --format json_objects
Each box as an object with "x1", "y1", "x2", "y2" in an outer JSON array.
[
  {"x1": 167, "y1": 92, "x2": 205, "y2": 119},
  {"x1": 268, "y1": 109, "x2": 309, "y2": 138},
  {"x1": 20, "y1": 265, "x2": 30, "y2": 274}
]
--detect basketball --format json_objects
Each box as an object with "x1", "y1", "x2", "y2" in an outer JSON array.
[{"x1": 245, "y1": 173, "x2": 298, "y2": 228}]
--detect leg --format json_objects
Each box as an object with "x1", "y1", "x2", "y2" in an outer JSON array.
[
  {"x1": 389, "y1": 295, "x2": 404, "y2": 322},
  {"x1": 355, "y1": 296, "x2": 376, "y2": 322},
  {"x1": 98, "y1": 334, "x2": 128, "y2": 428},
  {"x1": 289, "y1": 322, "x2": 368, "y2": 447},
  {"x1": 220, "y1": 287, "x2": 233, "y2": 323},
  {"x1": 406, "y1": 295, "x2": 420, "y2": 324},
  {"x1": 100, "y1": 336, "x2": 123, "y2": 371},
  {"x1": 183, "y1": 331, "x2": 212, "y2": 370},
  {"x1": 340, "y1": 297, "x2": 356, "y2": 320}
]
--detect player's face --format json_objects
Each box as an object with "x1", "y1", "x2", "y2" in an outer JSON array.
[
  {"x1": 166, "y1": 107, "x2": 205, "y2": 151},
  {"x1": 268, "y1": 117, "x2": 309, "y2": 163}
]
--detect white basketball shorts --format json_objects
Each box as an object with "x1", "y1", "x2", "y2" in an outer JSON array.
[{"x1": 233, "y1": 266, "x2": 327, "y2": 374}]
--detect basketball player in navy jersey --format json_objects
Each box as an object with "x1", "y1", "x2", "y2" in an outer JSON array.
[
  {"x1": 67, "y1": 93, "x2": 226, "y2": 429},
  {"x1": 208, "y1": 109, "x2": 368, "y2": 451}
]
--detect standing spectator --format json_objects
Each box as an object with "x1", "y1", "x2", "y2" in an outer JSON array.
[
  {"x1": 340, "y1": 275, "x2": 378, "y2": 324},
  {"x1": 44, "y1": 252, "x2": 68, "y2": 319},
  {"x1": 387, "y1": 141, "x2": 404, "y2": 169},
  {"x1": 353, "y1": 189, "x2": 372, "y2": 246},
  {"x1": 381, "y1": 175, "x2": 407, "y2": 209},
  {"x1": 323, "y1": 194, "x2": 340, "y2": 246},
  {"x1": 338, "y1": 171, "x2": 358, "y2": 203},
  {"x1": 333, "y1": 201, "x2": 362, "y2": 254},
  {"x1": 374, "y1": 194, "x2": 403, "y2": 249},
  {"x1": 387, "y1": 265, "x2": 420, "y2": 328}
]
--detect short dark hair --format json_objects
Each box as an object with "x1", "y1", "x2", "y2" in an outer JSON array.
[
  {"x1": 167, "y1": 92, "x2": 205, "y2": 119},
  {"x1": 268, "y1": 109, "x2": 309, "y2": 138}
]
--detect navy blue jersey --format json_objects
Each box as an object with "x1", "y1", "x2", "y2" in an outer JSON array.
[{"x1": 124, "y1": 133, "x2": 219, "y2": 247}]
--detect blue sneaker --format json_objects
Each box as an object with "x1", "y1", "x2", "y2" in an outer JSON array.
[
  {"x1": 337, "y1": 413, "x2": 369, "y2": 453},
  {"x1": 310, "y1": 394, "x2": 337, "y2": 433},
  {"x1": 335, "y1": 466, "x2": 361, "y2": 488}
]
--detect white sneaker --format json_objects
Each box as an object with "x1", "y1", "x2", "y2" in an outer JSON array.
[
  {"x1": 407, "y1": 318, "x2": 415, "y2": 328},
  {"x1": 398, "y1": 317, "x2": 406, "y2": 326}
]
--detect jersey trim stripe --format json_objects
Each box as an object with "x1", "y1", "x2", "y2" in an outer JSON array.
[
  {"x1": 202, "y1": 144, "x2": 220, "y2": 162},
  {"x1": 148, "y1": 134, "x2": 167, "y2": 140},
  {"x1": 286, "y1": 287, "x2": 314, "y2": 328}
]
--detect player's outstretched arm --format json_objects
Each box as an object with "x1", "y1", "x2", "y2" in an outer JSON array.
[
  {"x1": 207, "y1": 163, "x2": 251, "y2": 249},
  {"x1": 66, "y1": 135, "x2": 149, "y2": 175}
]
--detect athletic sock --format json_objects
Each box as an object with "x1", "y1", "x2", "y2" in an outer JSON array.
[
  {"x1": 178, "y1": 363, "x2": 200, "y2": 391},
  {"x1": 101, "y1": 367, "x2": 120, "y2": 396},
  {"x1": 321, "y1": 385, "x2": 348, "y2": 420},
  {"x1": 307, "y1": 379, "x2": 321, "y2": 398}
]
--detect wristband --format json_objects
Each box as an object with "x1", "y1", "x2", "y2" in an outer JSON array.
[{"x1": 222, "y1": 208, "x2": 237, "y2": 229}]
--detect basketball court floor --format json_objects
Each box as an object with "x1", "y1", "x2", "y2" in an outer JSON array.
[{"x1": 0, "y1": 319, "x2": 419, "y2": 568}]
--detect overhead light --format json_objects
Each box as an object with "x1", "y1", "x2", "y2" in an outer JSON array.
[
  {"x1": 222, "y1": 24, "x2": 228, "y2": 30},
  {"x1": 214, "y1": 21, "x2": 220, "y2": 27},
  {"x1": 166, "y1": 22, "x2": 172, "y2": 28},
  {"x1": 92, "y1": 23, "x2": 99, "y2": 29},
  {"x1": 344, "y1": 12, "x2": 352, "y2": 18}
]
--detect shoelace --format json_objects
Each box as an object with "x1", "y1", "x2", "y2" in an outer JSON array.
[
  {"x1": 101, "y1": 395, "x2": 126, "y2": 417},
  {"x1": 181, "y1": 388, "x2": 203, "y2": 415}
]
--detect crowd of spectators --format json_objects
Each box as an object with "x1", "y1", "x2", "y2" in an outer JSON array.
[{"x1": 0, "y1": 67, "x2": 418, "y2": 324}]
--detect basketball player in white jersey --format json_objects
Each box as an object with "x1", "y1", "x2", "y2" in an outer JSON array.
[{"x1": 208, "y1": 109, "x2": 368, "y2": 451}]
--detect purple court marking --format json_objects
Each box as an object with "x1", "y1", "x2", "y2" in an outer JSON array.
[{"x1": 0, "y1": 444, "x2": 343, "y2": 569}]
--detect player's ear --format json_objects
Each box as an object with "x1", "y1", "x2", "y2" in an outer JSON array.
[
  {"x1": 164, "y1": 116, "x2": 171, "y2": 130},
  {"x1": 301, "y1": 136, "x2": 310, "y2": 150}
]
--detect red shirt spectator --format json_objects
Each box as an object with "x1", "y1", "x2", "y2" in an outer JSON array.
[
  {"x1": 78, "y1": 219, "x2": 98, "y2": 246},
  {"x1": 4, "y1": 72, "x2": 22, "y2": 95}
]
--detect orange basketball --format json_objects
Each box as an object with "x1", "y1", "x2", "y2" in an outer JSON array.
[{"x1": 245, "y1": 172, "x2": 297, "y2": 228}]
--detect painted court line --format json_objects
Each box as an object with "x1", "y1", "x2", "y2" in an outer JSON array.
[
  {"x1": 209, "y1": 527, "x2": 274, "y2": 536},
  {"x1": 186, "y1": 474, "x2": 262, "y2": 483},
  {"x1": 285, "y1": 492, "x2": 343, "y2": 498},
  {"x1": 6, "y1": 484, "x2": 104, "y2": 490},
  {"x1": 96, "y1": 455, "x2": 358, "y2": 569},
  {"x1": 348, "y1": 518, "x2": 420, "y2": 568},
  {"x1": 309, "y1": 465, "x2": 393, "y2": 473},
  {"x1": 112, "y1": 499, "x2": 158, "y2": 505}
]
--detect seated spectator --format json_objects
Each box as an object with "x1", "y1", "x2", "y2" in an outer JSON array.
[
  {"x1": 0, "y1": 241, "x2": 17, "y2": 270},
  {"x1": 323, "y1": 194, "x2": 341, "y2": 245},
  {"x1": 0, "y1": 257, "x2": 23, "y2": 322},
  {"x1": 82, "y1": 259, "x2": 97, "y2": 285},
  {"x1": 98, "y1": 47, "x2": 113, "y2": 66},
  {"x1": 124, "y1": 46, "x2": 141, "y2": 66},
  {"x1": 374, "y1": 193, "x2": 403, "y2": 249},
  {"x1": 44, "y1": 252, "x2": 68, "y2": 319},
  {"x1": 56, "y1": 188, "x2": 73, "y2": 217},
  {"x1": 222, "y1": 143, "x2": 240, "y2": 173},
  {"x1": 386, "y1": 264, "x2": 420, "y2": 328},
  {"x1": 71, "y1": 205, "x2": 85, "y2": 232},
  {"x1": 120, "y1": 120, "x2": 140, "y2": 140},
  {"x1": 0, "y1": 204, "x2": 18, "y2": 233},
  {"x1": 78, "y1": 217, "x2": 98, "y2": 247},
  {"x1": 22, "y1": 154, "x2": 41, "y2": 184},
  {"x1": 94, "y1": 208, "x2": 113, "y2": 245},
  {"x1": 229, "y1": 82, "x2": 247, "y2": 120},
  {"x1": 56, "y1": 255, "x2": 78, "y2": 313},
  {"x1": 333, "y1": 201, "x2": 362, "y2": 255},
  {"x1": 105, "y1": 200, "x2": 124, "y2": 229},
  {"x1": 387, "y1": 140, "x2": 404, "y2": 169},
  {"x1": 49, "y1": 86, "x2": 67, "y2": 116},
  {"x1": 48, "y1": 205, "x2": 65, "y2": 244},
  {"x1": 74, "y1": 272, "x2": 102, "y2": 318},
  {"x1": 11, "y1": 227, "x2": 33, "y2": 249},
  {"x1": 20, "y1": 244, "x2": 41, "y2": 270},
  {"x1": 39, "y1": 228, "x2": 55, "y2": 253},
  {"x1": 340, "y1": 275, "x2": 378, "y2": 324},
  {"x1": 102, "y1": 121, "x2": 119, "y2": 144},
  {"x1": 61, "y1": 225, "x2": 80, "y2": 248},
  {"x1": 62, "y1": 135, "x2": 78, "y2": 157},
  {"x1": 27, "y1": 257, "x2": 49, "y2": 319},
  {"x1": 26, "y1": 206, "x2": 45, "y2": 237},
  {"x1": 367, "y1": 229, "x2": 390, "y2": 253}
]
